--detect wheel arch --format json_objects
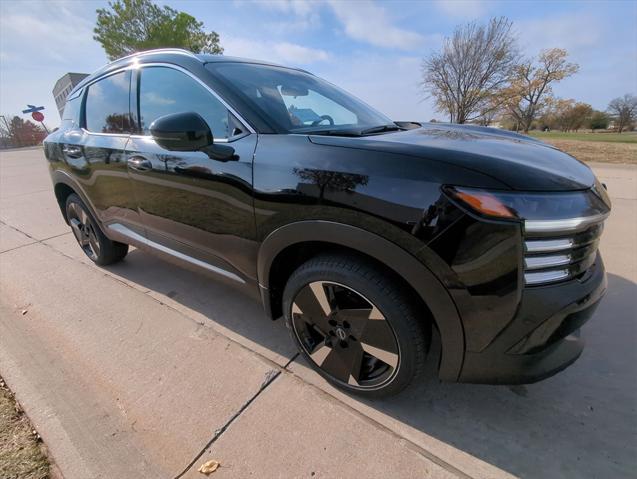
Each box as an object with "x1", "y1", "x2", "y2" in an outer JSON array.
[
  {"x1": 257, "y1": 220, "x2": 465, "y2": 382},
  {"x1": 51, "y1": 170, "x2": 100, "y2": 226}
]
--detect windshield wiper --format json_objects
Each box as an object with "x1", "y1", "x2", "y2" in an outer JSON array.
[
  {"x1": 302, "y1": 124, "x2": 403, "y2": 137},
  {"x1": 360, "y1": 124, "x2": 402, "y2": 135},
  {"x1": 304, "y1": 129, "x2": 364, "y2": 137}
]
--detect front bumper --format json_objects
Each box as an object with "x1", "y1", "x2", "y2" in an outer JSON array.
[{"x1": 458, "y1": 253, "x2": 607, "y2": 384}]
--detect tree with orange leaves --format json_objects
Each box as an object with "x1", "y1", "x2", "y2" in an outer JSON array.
[{"x1": 503, "y1": 48, "x2": 579, "y2": 132}]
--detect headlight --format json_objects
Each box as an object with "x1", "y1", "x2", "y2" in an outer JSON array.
[{"x1": 444, "y1": 186, "x2": 610, "y2": 222}]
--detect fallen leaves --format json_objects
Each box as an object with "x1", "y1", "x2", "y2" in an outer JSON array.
[{"x1": 198, "y1": 460, "x2": 220, "y2": 475}]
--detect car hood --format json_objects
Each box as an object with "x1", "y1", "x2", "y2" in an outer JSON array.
[{"x1": 309, "y1": 123, "x2": 595, "y2": 191}]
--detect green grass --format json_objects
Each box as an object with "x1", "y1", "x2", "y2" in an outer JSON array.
[{"x1": 528, "y1": 130, "x2": 637, "y2": 143}]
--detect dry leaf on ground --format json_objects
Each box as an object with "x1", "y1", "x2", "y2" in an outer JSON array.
[{"x1": 198, "y1": 460, "x2": 220, "y2": 475}]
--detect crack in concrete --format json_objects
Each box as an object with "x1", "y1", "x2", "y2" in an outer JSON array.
[
  {"x1": 172, "y1": 368, "x2": 282, "y2": 479},
  {"x1": 0, "y1": 220, "x2": 72, "y2": 255}
]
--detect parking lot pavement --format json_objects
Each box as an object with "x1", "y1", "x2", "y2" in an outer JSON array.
[{"x1": 0, "y1": 148, "x2": 635, "y2": 478}]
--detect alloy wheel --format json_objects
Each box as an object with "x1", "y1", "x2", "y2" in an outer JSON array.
[
  {"x1": 67, "y1": 202, "x2": 100, "y2": 261},
  {"x1": 291, "y1": 281, "x2": 400, "y2": 389}
]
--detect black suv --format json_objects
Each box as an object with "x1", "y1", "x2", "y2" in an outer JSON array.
[{"x1": 44, "y1": 49, "x2": 610, "y2": 397}]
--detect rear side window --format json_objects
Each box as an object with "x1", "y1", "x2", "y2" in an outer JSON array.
[
  {"x1": 62, "y1": 96, "x2": 81, "y2": 125},
  {"x1": 138, "y1": 66, "x2": 231, "y2": 139},
  {"x1": 84, "y1": 71, "x2": 132, "y2": 134}
]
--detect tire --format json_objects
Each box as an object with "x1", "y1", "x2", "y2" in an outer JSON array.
[
  {"x1": 283, "y1": 253, "x2": 430, "y2": 398},
  {"x1": 65, "y1": 194, "x2": 128, "y2": 266}
]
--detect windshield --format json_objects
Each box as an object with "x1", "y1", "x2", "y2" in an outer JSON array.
[{"x1": 207, "y1": 62, "x2": 394, "y2": 134}]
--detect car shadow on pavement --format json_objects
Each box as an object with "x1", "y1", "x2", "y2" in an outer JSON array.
[
  {"x1": 102, "y1": 248, "x2": 298, "y2": 365},
  {"x1": 360, "y1": 273, "x2": 637, "y2": 479},
  {"x1": 105, "y1": 250, "x2": 637, "y2": 479}
]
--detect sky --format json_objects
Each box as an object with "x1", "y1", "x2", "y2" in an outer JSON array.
[{"x1": 1, "y1": 0, "x2": 636, "y2": 128}]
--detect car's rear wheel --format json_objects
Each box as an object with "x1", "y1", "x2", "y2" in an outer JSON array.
[
  {"x1": 283, "y1": 254, "x2": 430, "y2": 398},
  {"x1": 65, "y1": 194, "x2": 128, "y2": 266}
]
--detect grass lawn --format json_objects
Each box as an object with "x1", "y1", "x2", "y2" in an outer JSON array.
[
  {"x1": 528, "y1": 131, "x2": 637, "y2": 164},
  {"x1": 529, "y1": 130, "x2": 637, "y2": 144},
  {"x1": 0, "y1": 377, "x2": 50, "y2": 479}
]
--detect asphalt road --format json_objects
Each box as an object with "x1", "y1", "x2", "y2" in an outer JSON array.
[{"x1": 0, "y1": 148, "x2": 635, "y2": 479}]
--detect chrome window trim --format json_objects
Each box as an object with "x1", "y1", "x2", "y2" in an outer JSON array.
[
  {"x1": 107, "y1": 223, "x2": 245, "y2": 284},
  {"x1": 524, "y1": 212, "x2": 609, "y2": 234},
  {"x1": 81, "y1": 129, "x2": 130, "y2": 138},
  {"x1": 112, "y1": 48, "x2": 200, "y2": 64},
  {"x1": 524, "y1": 238, "x2": 574, "y2": 253},
  {"x1": 79, "y1": 62, "x2": 256, "y2": 140}
]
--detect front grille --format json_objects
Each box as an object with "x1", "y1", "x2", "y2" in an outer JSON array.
[{"x1": 523, "y1": 216, "x2": 607, "y2": 286}]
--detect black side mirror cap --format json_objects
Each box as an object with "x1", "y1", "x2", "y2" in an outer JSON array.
[{"x1": 150, "y1": 112, "x2": 213, "y2": 152}]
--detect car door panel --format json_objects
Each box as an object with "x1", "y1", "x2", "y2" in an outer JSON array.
[{"x1": 125, "y1": 134, "x2": 258, "y2": 281}]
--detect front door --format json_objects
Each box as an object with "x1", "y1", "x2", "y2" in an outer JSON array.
[{"x1": 125, "y1": 65, "x2": 258, "y2": 285}]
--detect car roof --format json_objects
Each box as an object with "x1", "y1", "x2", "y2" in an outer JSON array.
[{"x1": 71, "y1": 48, "x2": 310, "y2": 95}]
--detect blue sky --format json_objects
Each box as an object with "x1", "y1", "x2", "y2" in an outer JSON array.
[{"x1": 1, "y1": 0, "x2": 636, "y2": 128}]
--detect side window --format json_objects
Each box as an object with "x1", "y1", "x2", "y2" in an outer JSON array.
[
  {"x1": 84, "y1": 71, "x2": 132, "y2": 134},
  {"x1": 138, "y1": 67, "x2": 232, "y2": 139},
  {"x1": 62, "y1": 96, "x2": 81, "y2": 126}
]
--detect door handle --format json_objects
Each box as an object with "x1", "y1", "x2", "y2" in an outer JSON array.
[
  {"x1": 127, "y1": 156, "x2": 152, "y2": 171},
  {"x1": 62, "y1": 145, "x2": 82, "y2": 159}
]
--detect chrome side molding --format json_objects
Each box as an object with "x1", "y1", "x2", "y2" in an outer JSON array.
[{"x1": 106, "y1": 223, "x2": 245, "y2": 284}]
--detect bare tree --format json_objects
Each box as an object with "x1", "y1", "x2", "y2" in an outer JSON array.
[
  {"x1": 421, "y1": 17, "x2": 519, "y2": 124},
  {"x1": 607, "y1": 94, "x2": 637, "y2": 133},
  {"x1": 503, "y1": 48, "x2": 579, "y2": 132}
]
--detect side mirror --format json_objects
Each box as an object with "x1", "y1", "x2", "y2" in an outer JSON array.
[{"x1": 150, "y1": 112, "x2": 213, "y2": 151}]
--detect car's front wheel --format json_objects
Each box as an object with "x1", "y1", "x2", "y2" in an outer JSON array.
[
  {"x1": 65, "y1": 193, "x2": 128, "y2": 266},
  {"x1": 283, "y1": 254, "x2": 430, "y2": 398}
]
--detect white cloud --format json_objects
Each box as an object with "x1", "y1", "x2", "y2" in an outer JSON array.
[
  {"x1": 433, "y1": 0, "x2": 486, "y2": 19},
  {"x1": 253, "y1": 0, "x2": 319, "y2": 17},
  {"x1": 0, "y1": 4, "x2": 99, "y2": 65},
  {"x1": 516, "y1": 13, "x2": 603, "y2": 55},
  {"x1": 0, "y1": 1, "x2": 106, "y2": 127},
  {"x1": 327, "y1": 0, "x2": 425, "y2": 49},
  {"x1": 238, "y1": 0, "x2": 322, "y2": 32},
  {"x1": 273, "y1": 42, "x2": 329, "y2": 62},
  {"x1": 222, "y1": 35, "x2": 329, "y2": 64}
]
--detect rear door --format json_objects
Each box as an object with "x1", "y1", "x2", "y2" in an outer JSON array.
[
  {"x1": 124, "y1": 65, "x2": 258, "y2": 284},
  {"x1": 66, "y1": 69, "x2": 141, "y2": 233}
]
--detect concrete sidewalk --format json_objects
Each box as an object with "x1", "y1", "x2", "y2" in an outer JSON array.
[{"x1": 1, "y1": 149, "x2": 635, "y2": 478}]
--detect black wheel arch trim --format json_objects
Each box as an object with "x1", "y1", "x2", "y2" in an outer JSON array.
[
  {"x1": 256, "y1": 220, "x2": 465, "y2": 381},
  {"x1": 51, "y1": 169, "x2": 101, "y2": 226}
]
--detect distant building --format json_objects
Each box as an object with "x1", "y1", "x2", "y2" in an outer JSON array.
[{"x1": 53, "y1": 73, "x2": 88, "y2": 118}]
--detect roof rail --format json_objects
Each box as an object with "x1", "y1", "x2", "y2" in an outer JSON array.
[{"x1": 110, "y1": 48, "x2": 201, "y2": 64}]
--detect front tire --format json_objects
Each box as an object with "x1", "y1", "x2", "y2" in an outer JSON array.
[
  {"x1": 283, "y1": 254, "x2": 430, "y2": 398},
  {"x1": 65, "y1": 194, "x2": 128, "y2": 266}
]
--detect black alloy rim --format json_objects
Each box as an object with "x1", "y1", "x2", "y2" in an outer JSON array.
[
  {"x1": 67, "y1": 202, "x2": 100, "y2": 261},
  {"x1": 291, "y1": 281, "x2": 400, "y2": 389}
]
